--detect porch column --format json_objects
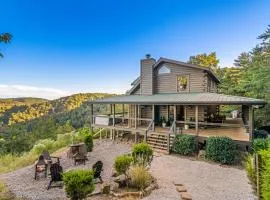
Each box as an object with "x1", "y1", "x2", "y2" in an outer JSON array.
[
  {"x1": 122, "y1": 104, "x2": 125, "y2": 123},
  {"x1": 173, "y1": 105, "x2": 177, "y2": 133},
  {"x1": 90, "y1": 103, "x2": 94, "y2": 130},
  {"x1": 128, "y1": 105, "x2": 131, "y2": 127},
  {"x1": 249, "y1": 105, "x2": 254, "y2": 141},
  {"x1": 113, "y1": 104, "x2": 115, "y2": 127},
  {"x1": 134, "y1": 104, "x2": 137, "y2": 129},
  {"x1": 195, "y1": 105, "x2": 199, "y2": 135},
  {"x1": 152, "y1": 104, "x2": 155, "y2": 131}
]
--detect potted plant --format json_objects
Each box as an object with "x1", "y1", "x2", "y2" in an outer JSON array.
[
  {"x1": 160, "y1": 116, "x2": 166, "y2": 128},
  {"x1": 184, "y1": 117, "x2": 191, "y2": 130}
]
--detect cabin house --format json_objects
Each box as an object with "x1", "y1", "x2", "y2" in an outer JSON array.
[{"x1": 89, "y1": 55, "x2": 266, "y2": 153}]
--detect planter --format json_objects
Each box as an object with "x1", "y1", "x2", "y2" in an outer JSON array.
[{"x1": 184, "y1": 124, "x2": 189, "y2": 130}]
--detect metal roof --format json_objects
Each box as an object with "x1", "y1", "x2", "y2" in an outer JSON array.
[{"x1": 89, "y1": 93, "x2": 266, "y2": 105}]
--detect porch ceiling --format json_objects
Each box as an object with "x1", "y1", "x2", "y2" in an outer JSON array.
[{"x1": 89, "y1": 92, "x2": 266, "y2": 105}]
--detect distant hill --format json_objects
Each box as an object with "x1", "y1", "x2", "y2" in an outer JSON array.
[{"x1": 0, "y1": 93, "x2": 113, "y2": 126}]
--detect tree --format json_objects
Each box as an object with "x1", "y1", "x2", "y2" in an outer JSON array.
[
  {"x1": 188, "y1": 52, "x2": 219, "y2": 73},
  {"x1": 0, "y1": 32, "x2": 12, "y2": 58}
]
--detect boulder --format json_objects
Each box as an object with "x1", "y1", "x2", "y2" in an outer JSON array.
[
  {"x1": 114, "y1": 174, "x2": 127, "y2": 187},
  {"x1": 101, "y1": 183, "x2": 110, "y2": 194},
  {"x1": 176, "y1": 185, "x2": 187, "y2": 192},
  {"x1": 180, "y1": 192, "x2": 192, "y2": 200}
]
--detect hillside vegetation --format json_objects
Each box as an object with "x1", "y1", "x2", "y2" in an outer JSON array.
[{"x1": 0, "y1": 93, "x2": 113, "y2": 155}]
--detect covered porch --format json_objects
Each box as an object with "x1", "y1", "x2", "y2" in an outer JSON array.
[{"x1": 88, "y1": 93, "x2": 265, "y2": 149}]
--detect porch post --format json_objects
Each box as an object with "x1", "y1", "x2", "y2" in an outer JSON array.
[
  {"x1": 135, "y1": 104, "x2": 137, "y2": 129},
  {"x1": 195, "y1": 105, "x2": 199, "y2": 135},
  {"x1": 249, "y1": 105, "x2": 254, "y2": 141},
  {"x1": 90, "y1": 103, "x2": 94, "y2": 130},
  {"x1": 128, "y1": 105, "x2": 131, "y2": 127},
  {"x1": 152, "y1": 104, "x2": 155, "y2": 131},
  {"x1": 122, "y1": 104, "x2": 125, "y2": 123},
  {"x1": 113, "y1": 104, "x2": 115, "y2": 140}
]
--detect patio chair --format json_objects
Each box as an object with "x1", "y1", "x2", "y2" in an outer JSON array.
[
  {"x1": 34, "y1": 155, "x2": 47, "y2": 180},
  {"x1": 92, "y1": 160, "x2": 103, "y2": 183},
  {"x1": 72, "y1": 144, "x2": 88, "y2": 165},
  {"x1": 42, "y1": 150, "x2": 61, "y2": 165},
  {"x1": 47, "y1": 162, "x2": 63, "y2": 190}
]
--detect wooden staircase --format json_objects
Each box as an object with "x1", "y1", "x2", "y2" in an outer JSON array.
[{"x1": 146, "y1": 132, "x2": 175, "y2": 154}]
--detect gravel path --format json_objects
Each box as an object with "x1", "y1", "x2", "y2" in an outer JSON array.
[
  {"x1": 0, "y1": 141, "x2": 256, "y2": 200},
  {"x1": 0, "y1": 140, "x2": 131, "y2": 200},
  {"x1": 145, "y1": 154, "x2": 256, "y2": 200}
]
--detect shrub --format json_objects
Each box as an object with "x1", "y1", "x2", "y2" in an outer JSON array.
[
  {"x1": 132, "y1": 142, "x2": 153, "y2": 166},
  {"x1": 172, "y1": 134, "x2": 196, "y2": 156},
  {"x1": 260, "y1": 150, "x2": 270, "y2": 200},
  {"x1": 31, "y1": 139, "x2": 56, "y2": 155},
  {"x1": 252, "y1": 138, "x2": 270, "y2": 153},
  {"x1": 253, "y1": 129, "x2": 268, "y2": 139},
  {"x1": 129, "y1": 165, "x2": 151, "y2": 191},
  {"x1": 245, "y1": 154, "x2": 256, "y2": 184},
  {"x1": 114, "y1": 155, "x2": 133, "y2": 176},
  {"x1": 63, "y1": 169, "x2": 95, "y2": 200},
  {"x1": 206, "y1": 136, "x2": 237, "y2": 164},
  {"x1": 84, "y1": 134, "x2": 93, "y2": 152}
]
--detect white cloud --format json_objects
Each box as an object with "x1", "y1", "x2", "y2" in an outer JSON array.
[{"x1": 0, "y1": 84, "x2": 71, "y2": 100}]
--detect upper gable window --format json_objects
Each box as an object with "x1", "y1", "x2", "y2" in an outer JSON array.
[{"x1": 158, "y1": 65, "x2": 171, "y2": 74}]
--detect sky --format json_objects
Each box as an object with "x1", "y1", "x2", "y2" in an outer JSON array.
[{"x1": 0, "y1": 0, "x2": 269, "y2": 99}]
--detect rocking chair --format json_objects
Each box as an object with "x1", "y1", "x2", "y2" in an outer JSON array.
[
  {"x1": 92, "y1": 160, "x2": 103, "y2": 183},
  {"x1": 47, "y1": 162, "x2": 63, "y2": 190}
]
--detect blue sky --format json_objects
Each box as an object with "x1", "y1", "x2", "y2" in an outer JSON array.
[{"x1": 0, "y1": 0, "x2": 269, "y2": 99}]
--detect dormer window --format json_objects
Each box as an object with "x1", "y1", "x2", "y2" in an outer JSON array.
[{"x1": 158, "y1": 65, "x2": 171, "y2": 74}]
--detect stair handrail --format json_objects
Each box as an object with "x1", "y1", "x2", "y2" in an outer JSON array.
[
  {"x1": 93, "y1": 128, "x2": 105, "y2": 140},
  {"x1": 145, "y1": 120, "x2": 154, "y2": 141},
  {"x1": 169, "y1": 120, "x2": 176, "y2": 134}
]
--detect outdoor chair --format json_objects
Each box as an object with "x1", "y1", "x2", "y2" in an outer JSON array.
[
  {"x1": 47, "y1": 162, "x2": 63, "y2": 190},
  {"x1": 42, "y1": 150, "x2": 61, "y2": 165},
  {"x1": 34, "y1": 155, "x2": 47, "y2": 180},
  {"x1": 72, "y1": 144, "x2": 88, "y2": 165},
  {"x1": 92, "y1": 160, "x2": 103, "y2": 183}
]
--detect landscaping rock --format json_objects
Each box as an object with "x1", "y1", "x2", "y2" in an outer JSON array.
[
  {"x1": 101, "y1": 183, "x2": 110, "y2": 194},
  {"x1": 172, "y1": 181, "x2": 183, "y2": 186},
  {"x1": 113, "y1": 174, "x2": 127, "y2": 187},
  {"x1": 180, "y1": 192, "x2": 192, "y2": 200},
  {"x1": 198, "y1": 150, "x2": 206, "y2": 159},
  {"x1": 109, "y1": 182, "x2": 119, "y2": 191},
  {"x1": 176, "y1": 185, "x2": 187, "y2": 192}
]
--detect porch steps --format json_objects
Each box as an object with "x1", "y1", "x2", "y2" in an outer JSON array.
[{"x1": 147, "y1": 132, "x2": 175, "y2": 154}]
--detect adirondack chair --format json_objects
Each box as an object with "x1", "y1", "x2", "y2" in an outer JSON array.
[
  {"x1": 71, "y1": 144, "x2": 88, "y2": 165},
  {"x1": 41, "y1": 150, "x2": 61, "y2": 165},
  {"x1": 34, "y1": 155, "x2": 47, "y2": 180},
  {"x1": 92, "y1": 160, "x2": 103, "y2": 183},
  {"x1": 47, "y1": 162, "x2": 63, "y2": 190}
]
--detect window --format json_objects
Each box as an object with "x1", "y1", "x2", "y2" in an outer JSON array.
[
  {"x1": 177, "y1": 75, "x2": 189, "y2": 92},
  {"x1": 158, "y1": 65, "x2": 171, "y2": 74}
]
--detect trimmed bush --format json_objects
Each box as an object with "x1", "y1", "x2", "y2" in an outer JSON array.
[
  {"x1": 206, "y1": 136, "x2": 237, "y2": 164},
  {"x1": 114, "y1": 155, "x2": 133, "y2": 176},
  {"x1": 260, "y1": 150, "x2": 270, "y2": 200},
  {"x1": 63, "y1": 169, "x2": 95, "y2": 200},
  {"x1": 245, "y1": 154, "x2": 256, "y2": 184},
  {"x1": 253, "y1": 129, "x2": 268, "y2": 139},
  {"x1": 252, "y1": 138, "x2": 270, "y2": 153},
  {"x1": 84, "y1": 134, "x2": 93, "y2": 152},
  {"x1": 132, "y1": 142, "x2": 153, "y2": 166},
  {"x1": 129, "y1": 165, "x2": 151, "y2": 191},
  {"x1": 31, "y1": 139, "x2": 56, "y2": 155},
  {"x1": 172, "y1": 134, "x2": 196, "y2": 156}
]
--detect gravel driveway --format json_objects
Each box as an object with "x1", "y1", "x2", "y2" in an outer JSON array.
[
  {"x1": 145, "y1": 154, "x2": 256, "y2": 200},
  {"x1": 0, "y1": 141, "x2": 256, "y2": 200}
]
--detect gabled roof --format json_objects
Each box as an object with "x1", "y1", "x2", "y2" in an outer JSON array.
[
  {"x1": 90, "y1": 92, "x2": 266, "y2": 105},
  {"x1": 129, "y1": 57, "x2": 220, "y2": 90},
  {"x1": 154, "y1": 57, "x2": 220, "y2": 83}
]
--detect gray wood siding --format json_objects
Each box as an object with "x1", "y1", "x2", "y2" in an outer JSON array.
[
  {"x1": 132, "y1": 87, "x2": 140, "y2": 95},
  {"x1": 141, "y1": 105, "x2": 152, "y2": 119},
  {"x1": 140, "y1": 59, "x2": 155, "y2": 95},
  {"x1": 185, "y1": 106, "x2": 206, "y2": 121},
  {"x1": 154, "y1": 63, "x2": 206, "y2": 94},
  {"x1": 206, "y1": 75, "x2": 218, "y2": 93}
]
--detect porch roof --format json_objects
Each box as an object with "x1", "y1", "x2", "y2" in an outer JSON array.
[{"x1": 89, "y1": 92, "x2": 266, "y2": 105}]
